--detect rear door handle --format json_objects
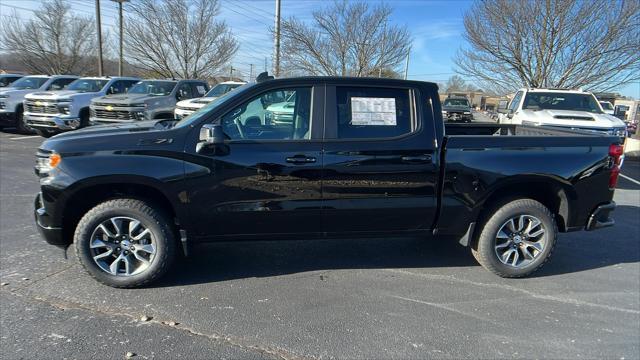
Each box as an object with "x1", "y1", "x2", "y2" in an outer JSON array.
[
  {"x1": 286, "y1": 155, "x2": 317, "y2": 164},
  {"x1": 401, "y1": 155, "x2": 432, "y2": 163}
]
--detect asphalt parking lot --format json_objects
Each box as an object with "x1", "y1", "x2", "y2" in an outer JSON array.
[{"x1": 1, "y1": 127, "x2": 639, "y2": 359}]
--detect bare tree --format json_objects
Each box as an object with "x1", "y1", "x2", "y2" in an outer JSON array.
[
  {"x1": 455, "y1": 0, "x2": 640, "y2": 94},
  {"x1": 444, "y1": 75, "x2": 467, "y2": 93},
  {"x1": 124, "y1": 0, "x2": 238, "y2": 79},
  {"x1": 279, "y1": 0, "x2": 411, "y2": 77},
  {"x1": 0, "y1": 0, "x2": 96, "y2": 75}
]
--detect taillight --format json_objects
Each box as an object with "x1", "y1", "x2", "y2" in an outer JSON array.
[{"x1": 608, "y1": 144, "x2": 624, "y2": 189}]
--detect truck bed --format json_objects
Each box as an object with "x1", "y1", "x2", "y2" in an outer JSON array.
[{"x1": 444, "y1": 123, "x2": 603, "y2": 137}]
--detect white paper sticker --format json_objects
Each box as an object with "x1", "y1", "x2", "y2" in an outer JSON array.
[
  {"x1": 197, "y1": 85, "x2": 206, "y2": 95},
  {"x1": 350, "y1": 97, "x2": 397, "y2": 126}
]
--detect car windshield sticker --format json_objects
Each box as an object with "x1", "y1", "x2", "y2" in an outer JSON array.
[
  {"x1": 197, "y1": 85, "x2": 206, "y2": 95},
  {"x1": 350, "y1": 97, "x2": 397, "y2": 126}
]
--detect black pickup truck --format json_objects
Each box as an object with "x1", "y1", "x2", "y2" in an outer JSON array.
[{"x1": 34, "y1": 76, "x2": 622, "y2": 288}]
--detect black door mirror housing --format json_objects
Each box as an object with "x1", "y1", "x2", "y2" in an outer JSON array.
[{"x1": 196, "y1": 124, "x2": 226, "y2": 154}]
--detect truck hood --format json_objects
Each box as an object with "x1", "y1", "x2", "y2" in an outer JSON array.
[
  {"x1": 92, "y1": 94, "x2": 159, "y2": 105},
  {"x1": 41, "y1": 120, "x2": 182, "y2": 153},
  {"x1": 521, "y1": 109, "x2": 626, "y2": 129},
  {"x1": 26, "y1": 90, "x2": 82, "y2": 100},
  {"x1": 176, "y1": 97, "x2": 216, "y2": 109},
  {"x1": 267, "y1": 102, "x2": 295, "y2": 113}
]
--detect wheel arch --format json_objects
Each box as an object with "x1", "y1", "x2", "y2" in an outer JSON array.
[{"x1": 58, "y1": 176, "x2": 184, "y2": 247}]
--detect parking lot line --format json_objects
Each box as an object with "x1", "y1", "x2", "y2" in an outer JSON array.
[
  {"x1": 620, "y1": 174, "x2": 640, "y2": 186},
  {"x1": 8, "y1": 135, "x2": 41, "y2": 140}
]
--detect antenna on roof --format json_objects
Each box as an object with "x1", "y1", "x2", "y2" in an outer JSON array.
[{"x1": 256, "y1": 72, "x2": 274, "y2": 83}]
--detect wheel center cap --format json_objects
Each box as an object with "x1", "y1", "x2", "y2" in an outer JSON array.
[
  {"x1": 120, "y1": 239, "x2": 131, "y2": 248},
  {"x1": 513, "y1": 235, "x2": 522, "y2": 244}
]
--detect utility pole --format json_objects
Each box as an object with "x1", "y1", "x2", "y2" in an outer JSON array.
[
  {"x1": 264, "y1": 57, "x2": 267, "y2": 72},
  {"x1": 111, "y1": 0, "x2": 129, "y2": 76},
  {"x1": 249, "y1": 64, "x2": 254, "y2": 82},
  {"x1": 273, "y1": 0, "x2": 281, "y2": 77},
  {"x1": 229, "y1": 65, "x2": 235, "y2": 79},
  {"x1": 95, "y1": 0, "x2": 104, "y2": 76},
  {"x1": 404, "y1": 46, "x2": 411, "y2": 80},
  {"x1": 378, "y1": 21, "x2": 387, "y2": 78}
]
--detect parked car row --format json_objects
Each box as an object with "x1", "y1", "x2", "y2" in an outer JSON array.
[{"x1": 0, "y1": 74, "x2": 245, "y2": 137}]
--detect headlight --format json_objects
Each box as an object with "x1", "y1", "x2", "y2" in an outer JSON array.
[
  {"x1": 441, "y1": 111, "x2": 447, "y2": 114},
  {"x1": 58, "y1": 103, "x2": 71, "y2": 114},
  {"x1": 134, "y1": 111, "x2": 147, "y2": 120},
  {"x1": 130, "y1": 103, "x2": 147, "y2": 108},
  {"x1": 611, "y1": 128, "x2": 627, "y2": 137},
  {"x1": 36, "y1": 153, "x2": 61, "y2": 173}
]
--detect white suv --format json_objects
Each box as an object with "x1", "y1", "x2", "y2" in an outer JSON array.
[
  {"x1": 24, "y1": 76, "x2": 139, "y2": 137},
  {"x1": 500, "y1": 88, "x2": 627, "y2": 138},
  {"x1": 174, "y1": 81, "x2": 245, "y2": 119}
]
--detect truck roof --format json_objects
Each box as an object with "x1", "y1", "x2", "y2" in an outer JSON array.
[
  {"x1": 257, "y1": 76, "x2": 438, "y2": 89},
  {"x1": 521, "y1": 88, "x2": 591, "y2": 95},
  {"x1": 76, "y1": 76, "x2": 140, "y2": 81}
]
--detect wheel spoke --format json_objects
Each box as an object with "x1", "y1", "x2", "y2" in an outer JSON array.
[
  {"x1": 110, "y1": 218, "x2": 124, "y2": 236},
  {"x1": 524, "y1": 218, "x2": 541, "y2": 235},
  {"x1": 136, "y1": 243, "x2": 155, "y2": 254},
  {"x1": 90, "y1": 239, "x2": 112, "y2": 250},
  {"x1": 506, "y1": 219, "x2": 517, "y2": 233},
  {"x1": 133, "y1": 251, "x2": 150, "y2": 267},
  {"x1": 517, "y1": 215, "x2": 525, "y2": 232},
  {"x1": 128, "y1": 220, "x2": 141, "y2": 236},
  {"x1": 97, "y1": 224, "x2": 116, "y2": 239},
  {"x1": 93, "y1": 249, "x2": 113, "y2": 261},
  {"x1": 528, "y1": 227, "x2": 545, "y2": 238},
  {"x1": 132, "y1": 229, "x2": 150, "y2": 241},
  {"x1": 109, "y1": 254, "x2": 124, "y2": 275},
  {"x1": 510, "y1": 249, "x2": 520, "y2": 266},
  {"x1": 501, "y1": 249, "x2": 514, "y2": 263},
  {"x1": 521, "y1": 246, "x2": 534, "y2": 260},
  {"x1": 523, "y1": 240, "x2": 543, "y2": 253},
  {"x1": 495, "y1": 242, "x2": 511, "y2": 250},
  {"x1": 122, "y1": 256, "x2": 132, "y2": 275},
  {"x1": 497, "y1": 229, "x2": 510, "y2": 239}
]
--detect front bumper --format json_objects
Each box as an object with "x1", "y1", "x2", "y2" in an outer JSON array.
[
  {"x1": 34, "y1": 193, "x2": 66, "y2": 246},
  {"x1": 444, "y1": 112, "x2": 473, "y2": 121},
  {"x1": 25, "y1": 113, "x2": 80, "y2": 130},
  {"x1": 585, "y1": 201, "x2": 616, "y2": 231}
]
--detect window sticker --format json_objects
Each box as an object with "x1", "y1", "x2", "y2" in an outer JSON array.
[
  {"x1": 197, "y1": 85, "x2": 206, "y2": 95},
  {"x1": 350, "y1": 97, "x2": 397, "y2": 126}
]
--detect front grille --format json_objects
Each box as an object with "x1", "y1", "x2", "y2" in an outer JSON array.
[
  {"x1": 25, "y1": 100, "x2": 60, "y2": 115},
  {"x1": 91, "y1": 108, "x2": 136, "y2": 120}
]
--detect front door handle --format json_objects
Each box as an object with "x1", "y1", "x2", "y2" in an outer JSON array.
[
  {"x1": 401, "y1": 155, "x2": 432, "y2": 163},
  {"x1": 286, "y1": 155, "x2": 317, "y2": 164}
]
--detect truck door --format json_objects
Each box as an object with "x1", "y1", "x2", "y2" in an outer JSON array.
[
  {"x1": 321, "y1": 85, "x2": 439, "y2": 235},
  {"x1": 185, "y1": 84, "x2": 324, "y2": 239}
]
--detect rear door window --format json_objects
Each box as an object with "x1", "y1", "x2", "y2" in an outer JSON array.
[{"x1": 334, "y1": 87, "x2": 413, "y2": 139}]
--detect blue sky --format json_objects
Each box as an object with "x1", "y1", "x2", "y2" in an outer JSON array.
[{"x1": 1, "y1": 0, "x2": 637, "y2": 98}]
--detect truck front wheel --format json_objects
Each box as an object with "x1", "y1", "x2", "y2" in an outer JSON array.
[
  {"x1": 74, "y1": 198, "x2": 177, "y2": 288},
  {"x1": 472, "y1": 199, "x2": 557, "y2": 278}
]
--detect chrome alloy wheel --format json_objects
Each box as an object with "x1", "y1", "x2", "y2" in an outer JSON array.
[
  {"x1": 89, "y1": 217, "x2": 156, "y2": 276},
  {"x1": 494, "y1": 215, "x2": 546, "y2": 268}
]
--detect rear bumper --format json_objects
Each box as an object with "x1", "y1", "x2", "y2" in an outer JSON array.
[
  {"x1": 34, "y1": 193, "x2": 67, "y2": 246},
  {"x1": 585, "y1": 201, "x2": 616, "y2": 231}
]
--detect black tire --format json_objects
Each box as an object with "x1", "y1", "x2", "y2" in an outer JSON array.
[
  {"x1": 471, "y1": 198, "x2": 557, "y2": 278},
  {"x1": 36, "y1": 129, "x2": 57, "y2": 138},
  {"x1": 15, "y1": 106, "x2": 35, "y2": 134},
  {"x1": 74, "y1": 198, "x2": 177, "y2": 288},
  {"x1": 79, "y1": 108, "x2": 90, "y2": 128}
]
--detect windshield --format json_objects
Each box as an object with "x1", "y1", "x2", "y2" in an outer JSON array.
[
  {"x1": 9, "y1": 76, "x2": 48, "y2": 90},
  {"x1": 523, "y1": 92, "x2": 602, "y2": 113},
  {"x1": 599, "y1": 101, "x2": 614, "y2": 110},
  {"x1": 174, "y1": 83, "x2": 253, "y2": 128},
  {"x1": 128, "y1": 81, "x2": 176, "y2": 96},
  {"x1": 444, "y1": 98, "x2": 470, "y2": 107},
  {"x1": 67, "y1": 79, "x2": 109, "y2": 92},
  {"x1": 206, "y1": 83, "x2": 242, "y2": 97}
]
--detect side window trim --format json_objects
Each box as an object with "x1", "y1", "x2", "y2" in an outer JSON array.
[{"x1": 219, "y1": 85, "x2": 321, "y2": 143}]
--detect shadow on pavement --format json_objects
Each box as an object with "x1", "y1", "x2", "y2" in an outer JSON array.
[{"x1": 156, "y1": 205, "x2": 639, "y2": 287}]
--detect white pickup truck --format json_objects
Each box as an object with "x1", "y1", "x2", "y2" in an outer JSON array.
[
  {"x1": 174, "y1": 81, "x2": 245, "y2": 119},
  {"x1": 0, "y1": 75, "x2": 78, "y2": 134},
  {"x1": 498, "y1": 88, "x2": 627, "y2": 138},
  {"x1": 24, "y1": 76, "x2": 139, "y2": 137}
]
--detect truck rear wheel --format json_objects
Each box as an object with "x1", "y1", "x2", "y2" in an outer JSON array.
[
  {"x1": 471, "y1": 199, "x2": 557, "y2": 278},
  {"x1": 74, "y1": 198, "x2": 177, "y2": 288}
]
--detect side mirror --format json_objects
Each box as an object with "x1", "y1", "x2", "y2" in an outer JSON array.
[
  {"x1": 196, "y1": 124, "x2": 226, "y2": 154},
  {"x1": 507, "y1": 109, "x2": 514, "y2": 119}
]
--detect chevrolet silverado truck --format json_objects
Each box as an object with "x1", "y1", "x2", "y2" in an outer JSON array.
[
  {"x1": 0, "y1": 75, "x2": 78, "y2": 134},
  {"x1": 174, "y1": 81, "x2": 245, "y2": 119},
  {"x1": 0, "y1": 74, "x2": 24, "y2": 88},
  {"x1": 90, "y1": 79, "x2": 209, "y2": 124},
  {"x1": 24, "y1": 76, "x2": 140, "y2": 138},
  {"x1": 34, "y1": 76, "x2": 622, "y2": 288},
  {"x1": 442, "y1": 96, "x2": 473, "y2": 122},
  {"x1": 499, "y1": 88, "x2": 627, "y2": 138}
]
